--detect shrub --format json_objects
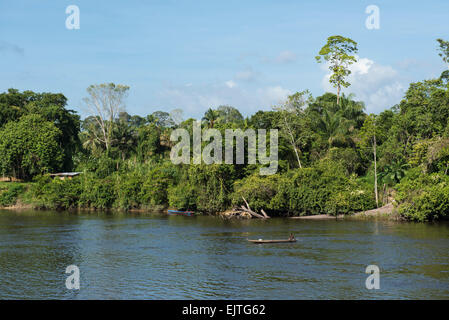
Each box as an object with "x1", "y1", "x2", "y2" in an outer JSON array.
[
  {"x1": 112, "y1": 172, "x2": 143, "y2": 209},
  {"x1": 188, "y1": 164, "x2": 236, "y2": 213},
  {"x1": 140, "y1": 162, "x2": 177, "y2": 206},
  {"x1": 167, "y1": 183, "x2": 197, "y2": 210},
  {"x1": 395, "y1": 168, "x2": 449, "y2": 221},
  {"x1": 78, "y1": 174, "x2": 115, "y2": 209},
  {"x1": 31, "y1": 175, "x2": 82, "y2": 209},
  {"x1": 0, "y1": 183, "x2": 25, "y2": 206},
  {"x1": 271, "y1": 159, "x2": 376, "y2": 216},
  {"x1": 327, "y1": 147, "x2": 364, "y2": 175},
  {"x1": 231, "y1": 174, "x2": 280, "y2": 213}
]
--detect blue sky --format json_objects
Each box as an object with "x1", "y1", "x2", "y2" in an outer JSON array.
[{"x1": 1, "y1": 0, "x2": 448, "y2": 119}]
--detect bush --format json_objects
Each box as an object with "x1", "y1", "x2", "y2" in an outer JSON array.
[
  {"x1": 325, "y1": 176, "x2": 376, "y2": 214},
  {"x1": 0, "y1": 183, "x2": 25, "y2": 206},
  {"x1": 140, "y1": 162, "x2": 177, "y2": 206},
  {"x1": 395, "y1": 168, "x2": 449, "y2": 221},
  {"x1": 79, "y1": 174, "x2": 115, "y2": 209},
  {"x1": 113, "y1": 172, "x2": 144, "y2": 209},
  {"x1": 327, "y1": 147, "x2": 364, "y2": 175},
  {"x1": 31, "y1": 175, "x2": 82, "y2": 209},
  {"x1": 231, "y1": 174, "x2": 280, "y2": 213},
  {"x1": 188, "y1": 164, "x2": 236, "y2": 213},
  {"x1": 271, "y1": 159, "x2": 376, "y2": 216},
  {"x1": 167, "y1": 183, "x2": 197, "y2": 210}
]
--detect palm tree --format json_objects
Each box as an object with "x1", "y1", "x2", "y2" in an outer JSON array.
[
  {"x1": 316, "y1": 109, "x2": 352, "y2": 147},
  {"x1": 338, "y1": 93, "x2": 366, "y2": 129},
  {"x1": 80, "y1": 119, "x2": 104, "y2": 155},
  {"x1": 202, "y1": 108, "x2": 220, "y2": 128},
  {"x1": 311, "y1": 93, "x2": 366, "y2": 149},
  {"x1": 112, "y1": 120, "x2": 137, "y2": 161},
  {"x1": 80, "y1": 130, "x2": 101, "y2": 154}
]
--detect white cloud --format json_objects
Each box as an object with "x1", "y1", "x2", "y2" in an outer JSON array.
[
  {"x1": 320, "y1": 56, "x2": 406, "y2": 113},
  {"x1": 350, "y1": 57, "x2": 373, "y2": 75},
  {"x1": 225, "y1": 80, "x2": 237, "y2": 88}
]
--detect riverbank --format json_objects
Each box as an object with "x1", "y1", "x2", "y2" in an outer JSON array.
[
  {"x1": 0, "y1": 180, "x2": 438, "y2": 222},
  {"x1": 0, "y1": 199, "x2": 399, "y2": 221},
  {"x1": 289, "y1": 203, "x2": 397, "y2": 221}
]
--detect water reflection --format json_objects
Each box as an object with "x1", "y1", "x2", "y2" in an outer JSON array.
[{"x1": 0, "y1": 210, "x2": 448, "y2": 299}]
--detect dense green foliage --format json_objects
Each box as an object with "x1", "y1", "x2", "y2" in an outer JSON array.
[
  {"x1": 0, "y1": 183, "x2": 25, "y2": 206},
  {"x1": 0, "y1": 114, "x2": 64, "y2": 179},
  {"x1": 395, "y1": 168, "x2": 449, "y2": 221},
  {"x1": 1, "y1": 38, "x2": 449, "y2": 221},
  {"x1": 0, "y1": 89, "x2": 80, "y2": 172}
]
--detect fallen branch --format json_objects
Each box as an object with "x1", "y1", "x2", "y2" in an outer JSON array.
[
  {"x1": 261, "y1": 209, "x2": 270, "y2": 219},
  {"x1": 239, "y1": 206, "x2": 265, "y2": 219},
  {"x1": 242, "y1": 196, "x2": 252, "y2": 211},
  {"x1": 241, "y1": 196, "x2": 270, "y2": 219}
]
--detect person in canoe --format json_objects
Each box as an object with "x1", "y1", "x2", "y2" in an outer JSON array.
[{"x1": 288, "y1": 233, "x2": 295, "y2": 241}]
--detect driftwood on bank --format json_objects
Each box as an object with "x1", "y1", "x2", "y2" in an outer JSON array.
[
  {"x1": 240, "y1": 205, "x2": 266, "y2": 219},
  {"x1": 219, "y1": 208, "x2": 252, "y2": 219},
  {"x1": 218, "y1": 197, "x2": 270, "y2": 220},
  {"x1": 260, "y1": 209, "x2": 269, "y2": 219},
  {"x1": 241, "y1": 196, "x2": 270, "y2": 219}
]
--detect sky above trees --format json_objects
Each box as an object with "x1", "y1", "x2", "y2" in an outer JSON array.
[{"x1": 1, "y1": 0, "x2": 448, "y2": 119}]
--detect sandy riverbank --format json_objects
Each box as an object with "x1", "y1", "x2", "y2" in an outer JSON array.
[{"x1": 290, "y1": 203, "x2": 396, "y2": 220}]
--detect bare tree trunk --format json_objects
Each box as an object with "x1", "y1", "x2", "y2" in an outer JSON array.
[
  {"x1": 291, "y1": 140, "x2": 302, "y2": 169},
  {"x1": 373, "y1": 133, "x2": 379, "y2": 208},
  {"x1": 337, "y1": 85, "x2": 341, "y2": 105},
  {"x1": 282, "y1": 112, "x2": 302, "y2": 168}
]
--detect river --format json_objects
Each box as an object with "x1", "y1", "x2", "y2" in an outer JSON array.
[{"x1": 0, "y1": 210, "x2": 448, "y2": 299}]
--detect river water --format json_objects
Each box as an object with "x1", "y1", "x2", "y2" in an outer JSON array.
[{"x1": 0, "y1": 209, "x2": 448, "y2": 299}]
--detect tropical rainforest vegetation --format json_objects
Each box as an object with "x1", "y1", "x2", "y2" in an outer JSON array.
[{"x1": 1, "y1": 37, "x2": 449, "y2": 222}]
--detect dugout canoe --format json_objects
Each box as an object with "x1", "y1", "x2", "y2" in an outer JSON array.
[
  {"x1": 167, "y1": 210, "x2": 195, "y2": 217},
  {"x1": 247, "y1": 239, "x2": 297, "y2": 244}
]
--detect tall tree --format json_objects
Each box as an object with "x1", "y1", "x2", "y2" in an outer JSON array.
[
  {"x1": 437, "y1": 38, "x2": 449, "y2": 81},
  {"x1": 0, "y1": 89, "x2": 80, "y2": 171},
  {"x1": 315, "y1": 35, "x2": 358, "y2": 105},
  {"x1": 0, "y1": 114, "x2": 64, "y2": 180},
  {"x1": 83, "y1": 83, "x2": 130, "y2": 151},
  {"x1": 112, "y1": 118, "x2": 137, "y2": 161},
  {"x1": 360, "y1": 114, "x2": 384, "y2": 207},
  {"x1": 437, "y1": 38, "x2": 449, "y2": 67}
]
